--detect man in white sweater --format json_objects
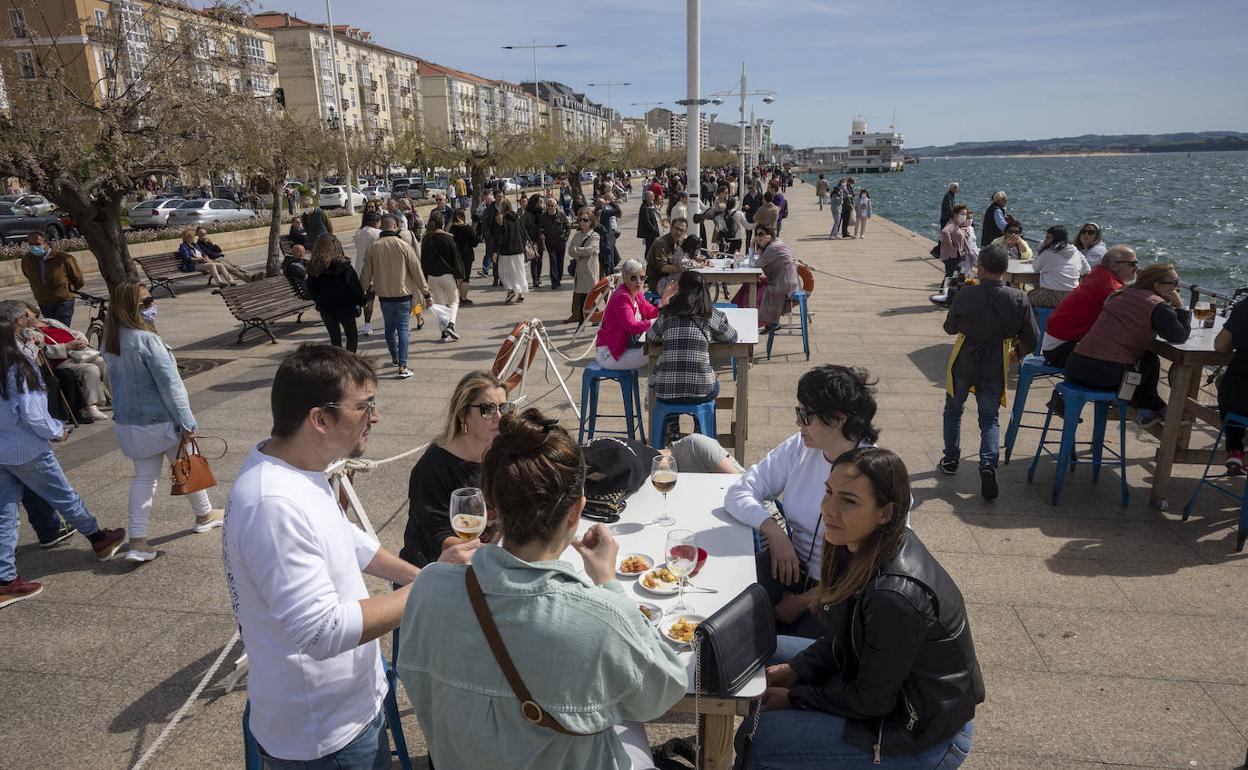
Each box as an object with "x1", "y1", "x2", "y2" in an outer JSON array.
[{"x1": 223, "y1": 345, "x2": 476, "y2": 767}]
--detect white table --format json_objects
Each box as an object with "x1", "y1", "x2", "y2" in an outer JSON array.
[
  {"x1": 645, "y1": 308, "x2": 759, "y2": 463},
  {"x1": 1004, "y1": 259, "x2": 1037, "y2": 289},
  {"x1": 563, "y1": 473, "x2": 764, "y2": 769},
  {"x1": 693, "y1": 265, "x2": 764, "y2": 307}
]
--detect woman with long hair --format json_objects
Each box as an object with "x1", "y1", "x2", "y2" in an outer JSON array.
[
  {"x1": 594, "y1": 259, "x2": 657, "y2": 371},
  {"x1": 1029, "y1": 225, "x2": 1090, "y2": 308},
  {"x1": 739, "y1": 447, "x2": 982, "y2": 769},
  {"x1": 521, "y1": 193, "x2": 546, "y2": 288},
  {"x1": 306, "y1": 234, "x2": 365, "y2": 352},
  {"x1": 177, "y1": 229, "x2": 235, "y2": 286},
  {"x1": 565, "y1": 208, "x2": 601, "y2": 324},
  {"x1": 421, "y1": 212, "x2": 466, "y2": 343},
  {"x1": 1073, "y1": 222, "x2": 1107, "y2": 262},
  {"x1": 397, "y1": 407, "x2": 685, "y2": 769},
  {"x1": 649, "y1": 271, "x2": 737, "y2": 407},
  {"x1": 102, "y1": 280, "x2": 222, "y2": 563},
  {"x1": 494, "y1": 198, "x2": 528, "y2": 304},
  {"x1": 400, "y1": 371, "x2": 509, "y2": 567},
  {"x1": 751, "y1": 224, "x2": 800, "y2": 330}
]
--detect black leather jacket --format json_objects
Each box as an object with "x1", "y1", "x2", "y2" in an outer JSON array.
[{"x1": 787, "y1": 530, "x2": 985, "y2": 758}]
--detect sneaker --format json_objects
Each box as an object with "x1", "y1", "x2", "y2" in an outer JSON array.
[
  {"x1": 86, "y1": 405, "x2": 110, "y2": 421},
  {"x1": 38, "y1": 524, "x2": 77, "y2": 548},
  {"x1": 361, "y1": 323, "x2": 373, "y2": 336},
  {"x1": 396, "y1": 367, "x2": 414, "y2": 379},
  {"x1": 192, "y1": 509, "x2": 225, "y2": 533},
  {"x1": 445, "y1": 323, "x2": 460, "y2": 341},
  {"x1": 516, "y1": 295, "x2": 525, "y2": 303},
  {"x1": 460, "y1": 298, "x2": 474, "y2": 306},
  {"x1": 1227, "y1": 449, "x2": 1245, "y2": 475},
  {"x1": 504, "y1": 291, "x2": 515, "y2": 304},
  {"x1": 0, "y1": 577, "x2": 44, "y2": 609},
  {"x1": 938, "y1": 457, "x2": 960, "y2": 475},
  {"x1": 124, "y1": 549, "x2": 160, "y2": 564},
  {"x1": 979, "y1": 466, "x2": 999, "y2": 500},
  {"x1": 91, "y1": 527, "x2": 126, "y2": 560},
  {"x1": 1137, "y1": 408, "x2": 1165, "y2": 429},
  {"x1": 440, "y1": 328, "x2": 451, "y2": 343}
]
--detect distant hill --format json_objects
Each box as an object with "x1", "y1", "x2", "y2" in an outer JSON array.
[{"x1": 907, "y1": 131, "x2": 1248, "y2": 157}]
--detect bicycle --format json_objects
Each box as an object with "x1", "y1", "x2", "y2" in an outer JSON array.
[{"x1": 75, "y1": 290, "x2": 109, "y2": 350}]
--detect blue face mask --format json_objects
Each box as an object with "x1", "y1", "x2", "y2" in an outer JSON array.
[
  {"x1": 140, "y1": 305, "x2": 158, "y2": 324},
  {"x1": 28, "y1": 245, "x2": 47, "y2": 257}
]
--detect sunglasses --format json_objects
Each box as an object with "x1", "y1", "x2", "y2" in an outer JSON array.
[
  {"x1": 1113, "y1": 260, "x2": 1139, "y2": 267},
  {"x1": 468, "y1": 402, "x2": 515, "y2": 418},
  {"x1": 1081, "y1": 229, "x2": 1099, "y2": 236},
  {"x1": 794, "y1": 405, "x2": 814, "y2": 426},
  {"x1": 141, "y1": 296, "x2": 156, "y2": 307}
]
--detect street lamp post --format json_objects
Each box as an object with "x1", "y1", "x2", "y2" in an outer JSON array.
[
  {"x1": 685, "y1": 0, "x2": 700, "y2": 210},
  {"x1": 324, "y1": 0, "x2": 354, "y2": 214},
  {"x1": 501, "y1": 41, "x2": 567, "y2": 92},
  {"x1": 707, "y1": 63, "x2": 776, "y2": 202}
]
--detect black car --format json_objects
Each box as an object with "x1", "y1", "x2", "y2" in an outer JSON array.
[{"x1": 0, "y1": 202, "x2": 65, "y2": 244}]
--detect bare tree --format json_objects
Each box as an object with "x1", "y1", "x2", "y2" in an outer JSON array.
[{"x1": 428, "y1": 127, "x2": 529, "y2": 212}]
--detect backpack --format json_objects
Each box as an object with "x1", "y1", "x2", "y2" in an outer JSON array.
[{"x1": 721, "y1": 210, "x2": 739, "y2": 239}]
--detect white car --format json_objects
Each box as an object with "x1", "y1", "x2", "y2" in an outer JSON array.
[
  {"x1": 0, "y1": 194, "x2": 55, "y2": 216},
  {"x1": 165, "y1": 198, "x2": 259, "y2": 227},
  {"x1": 129, "y1": 198, "x2": 185, "y2": 229},
  {"x1": 499, "y1": 178, "x2": 521, "y2": 193},
  {"x1": 362, "y1": 185, "x2": 391, "y2": 201},
  {"x1": 319, "y1": 185, "x2": 365, "y2": 209}
]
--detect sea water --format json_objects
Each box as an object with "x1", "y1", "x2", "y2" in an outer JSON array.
[{"x1": 802, "y1": 151, "x2": 1247, "y2": 294}]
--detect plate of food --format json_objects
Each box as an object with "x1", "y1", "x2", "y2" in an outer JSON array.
[
  {"x1": 636, "y1": 601, "x2": 662, "y2": 625},
  {"x1": 662, "y1": 614, "x2": 706, "y2": 646},
  {"x1": 637, "y1": 564, "x2": 681, "y2": 595},
  {"x1": 617, "y1": 553, "x2": 654, "y2": 578}
]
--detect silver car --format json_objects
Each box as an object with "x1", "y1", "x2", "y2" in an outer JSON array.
[
  {"x1": 0, "y1": 193, "x2": 56, "y2": 216},
  {"x1": 165, "y1": 198, "x2": 259, "y2": 228},
  {"x1": 128, "y1": 198, "x2": 185, "y2": 229},
  {"x1": 362, "y1": 184, "x2": 391, "y2": 201}
]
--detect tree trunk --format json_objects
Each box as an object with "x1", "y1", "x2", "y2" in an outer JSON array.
[
  {"x1": 469, "y1": 164, "x2": 487, "y2": 213},
  {"x1": 266, "y1": 187, "x2": 283, "y2": 277},
  {"x1": 568, "y1": 166, "x2": 587, "y2": 211},
  {"x1": 67, "y1": 196, "x2": 137, "y2": 291}
]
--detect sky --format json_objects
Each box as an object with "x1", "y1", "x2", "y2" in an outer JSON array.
[{"x1": 247, "y1": 0, "x2": 1248, "y2": 148}]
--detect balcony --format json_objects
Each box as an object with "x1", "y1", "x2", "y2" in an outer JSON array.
[
  {"x1": 400, "y1": 86, "x2": 409, "y2": 96},
  {"x1": 370, "y1": 104, "x2": 380, "y2": 114},
  {"x1": 339, "y1": 73, "x2": 347, "y2": 85},
  {"x1": 368, "y1": 78, "x2": 378, "y2": 90}
]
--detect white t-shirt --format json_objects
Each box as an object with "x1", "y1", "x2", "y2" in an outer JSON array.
[
  {"x1": 223, "y1": 443, "x2": 385, "y2": 761},
  {"x1": 353, "y1": 227, "x2": 381, "y2": 275},
  {"x1": 1034, "y1": 245, "x2": 1090, "y2": 291}
]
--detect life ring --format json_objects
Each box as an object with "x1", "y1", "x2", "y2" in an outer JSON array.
[
  {"x1": 797, "y1": 262, "x2": 815, "y2": 294},
  {"x1": 492, "y1": 321, "x2": 538, "y2": 392},
  {"x1": 582, "y1": 277, "x2": 613, "y2": 324}
]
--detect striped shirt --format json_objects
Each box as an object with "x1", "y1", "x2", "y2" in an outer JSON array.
[
  {"x1": 648, "y1": 309, "x2": 737, "y2": 401},
  {"x1": 0, "y1": 362, "x2": 63, "y2": 465}
]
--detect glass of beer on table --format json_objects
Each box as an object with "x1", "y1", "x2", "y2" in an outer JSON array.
[
  {"x1": 1193, "y1": 301, "x2": 1215, "y2": 328},
  {"x1": 449, "y1": 487, "x2": 487, "y2": 540}
]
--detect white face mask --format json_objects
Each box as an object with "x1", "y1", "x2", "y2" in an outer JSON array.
[
  {"x1": 956, "y1": 214, "x2": 967, "y2": 225},
  {"x1": 140, "y1": 305, "x2": 158, "y2": 324}
]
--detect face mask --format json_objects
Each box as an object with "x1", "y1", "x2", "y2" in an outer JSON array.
[
  {"x1": 28, "y1": 245, "x2": 47, "y2": 257},
  {"x1": 956, "y1": 214, "x2": 967, "y2": 225},
  {"x1": 21, "y1": 327, "x2": 41, "y2": 342},
  {"x1": 140, "y1": 305, "x2": 158, "y2": 324}
]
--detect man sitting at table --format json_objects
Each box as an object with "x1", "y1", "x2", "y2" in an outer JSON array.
[
  {"x1": 644, "y1": 216, "x2": 688, "y2": 295},
  {"x1": 1042, "y1": 245, "x2": 1140, "y2": 368}
]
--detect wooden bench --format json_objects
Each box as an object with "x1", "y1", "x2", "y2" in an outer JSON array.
[
  {"x1": 134, "y1": 252, "x2": 210, "y2": 298},
  {"x1": 278, "y1": 235, "x2": 295, "y2": 258},
  {"x1": 215, "y1": 276, "x2": 315, "y2": 344}
]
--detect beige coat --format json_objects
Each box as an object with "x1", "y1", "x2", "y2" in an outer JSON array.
[
  {"x1": 360, "y1": 235, "x2": 429, "y2": 299},
  {"x1": 754, "y1": 202, "x2": 781, "y2": 233},
  {"x1": 567, "y1": 229, "x2": 601, "y2": 294}
]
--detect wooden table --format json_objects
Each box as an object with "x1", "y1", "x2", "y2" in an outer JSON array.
[
  {"x1": 1004, "y1": 259, "x2": 1037, "y2": 290},
  {"x1": 645, "y1": 307, "x2": 759, "y2": 463},
  {"x1": 693, "y1": 265, "x2": 764, "y2": 308},
  {"x1": 1147, "y1": 316, "x2": 1232, "y2": 510},
  {"x1": 562, "y1": 473, "x2": 765, "y2": 770}
]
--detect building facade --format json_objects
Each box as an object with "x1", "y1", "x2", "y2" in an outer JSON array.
[
  {"x1": 522, "y1": 81, "x2": 609, "y2": 143},
  {"x1": 845, "y1": 116, "x2": 904, "y2": 173}
]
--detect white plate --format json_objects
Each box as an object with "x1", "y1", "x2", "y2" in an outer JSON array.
[
  {"x1": 637, "y1": 564, "x2": 681, "y2": 595},
  {"x1": 661, "y1": 614, "x2": 706, "y2": 646},
  {"x1": 636, "y1": 602, "x2": 662, "y2": 626},
  {"x1": 617, "y1": 553, "x2": 654, "y2": 579}
]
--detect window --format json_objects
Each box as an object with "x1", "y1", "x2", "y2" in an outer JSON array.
[
  {"x1": 227, "y1": 38, "x2": 238, "y2": 56},
  {"x1": 9, "y1": 8, "x2": 27, "y2": 37},
  {"x1": 17, "y1": 51, "x2": 35, "y2": 79},
  {"x1": 250, "y1": 74, "x2": 270, "y2": 96},
  {"x1": 164, "y1": 25, "x2": 176, "y2": 42},
  {"x1": 243, "y1": 36, "x2": 265, "y2": 65},
  {"x1": 94, "y1": 9, "x2": 108, "y2": 29}
]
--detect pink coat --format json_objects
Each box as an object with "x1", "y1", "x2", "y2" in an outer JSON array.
[{"x1": 595, "y1": 284, "x2": 658, "y2": 359}]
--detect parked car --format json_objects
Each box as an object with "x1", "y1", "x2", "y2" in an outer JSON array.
[
  {"x1": 318, "y1": 185, "x2": 365, "y2": 209},
  {"x1": 391, "y1": 176, "x2": 432, "y2": 200},
  {"x1": 362, "y1": 184, "x2": 391, "y2": 201},
  {"x1": 128, "y1": 198, "x2": 185, "y2": 229},
  {"x1": 0, "y1": 194, "x2": 56, "y2": 216},
  {"x1": 0, "y1": 202, "x2": 66, "y2": 243},
  {"x1": 498, "y1": 177, "x2": 521, "y2": 193},
  {"x1": 165, "y1": 198, "x2": 259, "y2": 227}
]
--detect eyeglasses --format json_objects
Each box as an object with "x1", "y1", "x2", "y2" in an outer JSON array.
[
  {"x1": 468, "y1": 402, "x2": 515, "y2": 419},
  {"x1": 794, "y1": 406, "x2": 814, "y2": 426},
  {"x1": 1113, "y1": 260, "x2": 1139, "y2": 267},
  {"x1": 578, "y1": 217, "x2": 591, "y2": 222},
  {"x1": 322, "y1": 398, "x2": 377, "y2": 417},
  {"x1": 625, "y1": 274, "x2": 644, "y2": 282}
]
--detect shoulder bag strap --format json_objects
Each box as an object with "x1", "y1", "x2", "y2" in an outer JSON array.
[{"x1": 465, "y1": 567, "x2": 586, "y2": 736}]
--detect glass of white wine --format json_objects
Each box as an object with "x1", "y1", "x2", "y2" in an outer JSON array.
[
  {"x1": 650, "y1": 455, "x2": 678, "y2": 527},
  {"x1": 665, "y1": 529, "x2": 697, "y2": 614},
  {"x1": 449, "y1": 487, "x2": 486, "y2": 541}
]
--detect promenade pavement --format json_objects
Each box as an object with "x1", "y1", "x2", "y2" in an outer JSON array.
[{"x1": 1, "y1": 183, "x2": 1245, "y2": 769}]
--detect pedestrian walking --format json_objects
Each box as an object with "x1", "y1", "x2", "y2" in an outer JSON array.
[
  {"x1": 20, "y1": 233, "x2": 83, "y2": 327},
  {"x1": 449, "y1": 210, "x2": 479, "y2": 305},
  {"x1": 493, "y1": 199, "x2": 528, "y2": 304},
  {"x1": 538, "y1": 196, "x2": 570, "y2": 290},
  {"x1": 421, "y1": 212, "x2": 465, "y2": 343},
  {"x1": 636, "y1": 190, "x2": 663, "y2": 262},
  {"x1": 301, "y1": 196, "x2": 334, "y2": 250},
  {"x1": 828, "y1": 182, "x2": 843, "y2": 240},
  {"x1": 815, "y1": 174, "x2": 829, "y2": 210},
  {"x1": 854, "y1": 189, "x2": 872, "y2": 239},
  {"x1": 306, "y1": 236, "x2": 365, "y2": 352},
  {"x1": 352, "y1": 213, "x2": 382, "y2": 336},
  {"x1": 360, "y1": 214, "x2": 432, "y2": 379},
  {"x1": 521, "y1": 194, "x2": 545, "y2": 289}
]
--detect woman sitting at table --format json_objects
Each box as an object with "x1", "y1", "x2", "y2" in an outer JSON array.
[
  {"x1": 1065, "y1": 262, "x2": 1191, "y2": 428},
  {"x1": 988, "y1": 218, "x2": 1033, "y2": 262},
  {"x1": 1074, "y1": 221, "x2": 1108, "y2": 263},
  {"x1": 595, "y1": 259, "x2": 658, "y2": 372},
  {"x1": 725, "y1": 364, "x2": 881, "y2": 638},
  {"x1": 737, "y1": 447, "x2": 982, "y2": 770},
  {"x1": 400, "y1": 371, "x2": 508, "y2": 567},
  {"x1": 1213, "y1": 296, "x2": 1246, "y2": 473},
  {"x1": 396, "y1": 407, "x2": 686, "y2": 770},
  {"x1": 648, "y1": 271, "x2": 737, "y2": 411},
  {"x1": 1028, "y1": 225, "x2": 1090, "y2": 308},
  {"x1": 751, "y1": 225, "x2": 799, "y2": 332}
]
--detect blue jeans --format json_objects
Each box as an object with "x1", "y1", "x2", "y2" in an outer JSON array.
[
  {"x1": 1, "y1": 449, "x2": 101, "y2": 581},
  {"x1": 22, "y1": 485, "x2": 64, "y2": 541},
  {"x1": 737, "y1": 635, "x2": 973, "y2": 770},
  {"x1": 38, "y1": 300, "x2": 75, "y2": 328},
  {"x1": 260, "y1": 707, "x2": 389, "y2": 770},
  {"x1": 378, "y1": 298, "x2": 412, "y2": 367},
  {"x1": 942, "y1": 381, "x2": 1001, "y2": 469}
]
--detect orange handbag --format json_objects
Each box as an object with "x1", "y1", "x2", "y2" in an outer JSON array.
[{"x1": 171, "y1": 435, "x2": 217, "y2": 496}]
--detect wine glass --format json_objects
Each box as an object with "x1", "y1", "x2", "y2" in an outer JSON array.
[
  {"x1": 448, "y1": 487, "x2": 486, "y2": 540},
  {"x1": 666, "y1": 529, "x2": 697, "y2": 614},
  {"x1": 650, "y1": 455, "x2": 678, "y2": 527}
]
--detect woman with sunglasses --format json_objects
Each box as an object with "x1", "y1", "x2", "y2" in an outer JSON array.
[
  {"x1": 401, "y1": 371, "x2": 511, "y2": 567},
  {"x1": 594, "y1": 259, "x2": 658, "y2": 372},
  {"x1": 102, "y1": 280, "x2": 222, "y2": 563},
  {"x1": 1074, "y1": 222, "x2": 1107, "y2": 262},
  {"x1": 565, "y1": 208, "x2": 601, "y2": 324},
  {"x1": 988, "y1": 217, "x2": 1032, "y2": 263}
]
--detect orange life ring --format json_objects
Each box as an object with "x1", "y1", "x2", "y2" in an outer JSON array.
[
  {"x1": 492, "y1": 321, "x2": 538, "y2": 392},
  {"x1": 797, "y1": 262, "x2": 815, "y2": 294},
  {"x1": 583, "y1": 278, "x2": 612, "y2": 324}
]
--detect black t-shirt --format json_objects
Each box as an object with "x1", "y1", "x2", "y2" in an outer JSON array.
[
  {"x1": 1225, "y1": 299, "x2": 1248, "y2": 377},
  {"x1": 401, "y1": 442, "x2": 479, "y2": 567}
]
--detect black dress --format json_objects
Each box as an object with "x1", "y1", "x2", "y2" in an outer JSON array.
[{"x1": 401, "y1": 443, "x2": 480, "y2": 567}]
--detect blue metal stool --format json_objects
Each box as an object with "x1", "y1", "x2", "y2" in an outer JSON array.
[
  {"x1": 1027, "y1": 381, "x2": 1130, "y2": 506},
  {"x1": 1182, "y1": 411, "x2": 1248, "y2": 552},
  {"x1": 1004, "y1": 307, "x2": 1060, "y2": 464},
  {"x1": 650, "y1": 398, "x2": 717, "y2": 449},
  {"x1": 578, "y1": 363, "x2": 645, "y2": 444},
  {"x1": 765, "y1": 291, "x2": 810, "y2": 361}
]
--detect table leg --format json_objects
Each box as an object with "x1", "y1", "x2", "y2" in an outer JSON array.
[
  {"x1": 1151, "y1": 362, "x2": 1195, "y2": 510},
  {"x1": 734, "y1": 345, "x2": 751, "y2": 464},
  {"x1": 699, "y1": 713, "x2": 736, "y2": 770}
]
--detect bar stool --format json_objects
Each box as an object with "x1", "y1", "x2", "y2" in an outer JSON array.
[
  {"x1": 1181, "y1": 411, "x2": 1248, "y2": 552},
  {"x1": 1027, "y1": 381, "x2": 1130, "y2": 506},
  {"x1": 578, "y1": 363, "x2": 646, "y2": 444},
  {"x1": 650, "y1": 399, "x2": 717, "y2": 449},
  {"x1": 714, "y1": 303, "x2": 739, "y2": 380},
  {"x1": 1004, "y1": 307, "x2": 1060, "y2": 464},
  {"x1": 765, "y1": 291, "x2": 810, "y2": 361}
]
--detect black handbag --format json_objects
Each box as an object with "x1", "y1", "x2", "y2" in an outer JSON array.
[{"x1": 693, "y1": 583, "x2": 775, "y2": 696}]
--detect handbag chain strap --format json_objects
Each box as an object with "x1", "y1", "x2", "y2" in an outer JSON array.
[{"x1": 691, "y1": 634, "x2": 762, "y2": 770}]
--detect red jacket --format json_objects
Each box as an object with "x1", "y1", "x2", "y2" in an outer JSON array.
[
  {"x1": 595, "y1": 285, "x2": 658, "y2": 360},
  {"x1": 1044, "y1": 265, "x2": 1123, "y2": 343}
]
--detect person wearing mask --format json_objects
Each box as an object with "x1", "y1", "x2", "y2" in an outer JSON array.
[
  {"x1": 939, "y1": 204, "x2": 979, "y2": 282},
  {"x1": 839, "y1": 179, "x2": 855, "y2": 238},
  {"x1": 1074, "y1": 222, "x2": 1108, "y2": 263},
  {"x1": 288, "y1": 216, "x2": 309, "y2": 248},
  {"x1": 20, "y1": 233, "x2": 83, "y2": 327},
  {"x1": 565, "y1": 209, "x2": 601, "y2": 324},
  {"x1": 648, "y1": 271, "x2": 737, "y2": 411},
  {"x1": 726, "y1": 365, "x2": 883, "y2": 637},
  {"x1": 101, "y1": 281, "x2": 223, "y2": 562},
  {"x1": 493, "y1": 198, "x2": 528, "y2": 305},
  {"x1": 223, "y1": 344, "x2": 478, "y2": 770},
  {"x1": 1029, "y1": 225, "x2": 1091, "y2": 308},
  {"x1": 360, "y1": 214, "x2": 432, "y2": 379},
  {"x1": 980, "y1": 191, "x2": 1008, "y2": 247},
  {"x1": 594, "y1": 259, "x2": 658, "y2": 371},
  {"x1": 449, "y1": 209, "x2": 479, "y2": 305},
  {"x1": 827, "y1": 182, "x2": 844, "y2": 240},
  {"x1": 300, "y1": 196, "x2": 333, "y2": 250},
  {"x1": 1214, "y1": 298, "x2": 1248, "y2": 473},
  {"x1": 28, "y1": 304, "x2": 111, "y2": 423},
  {"x1": 177, "y1": 229, "x2": 235, "y2": 286},
  {"x1": 306, "y1": 235, "x2": 365, "y2": 353},
  {"x1": 740, "y1": 447, "x2": 982, "y2": 769},
  {"x1": 401, "y1": 371, "x2": 508, "y2": 567},
  {"x1": 520, "y1": 194, "x2": 545, "y2": 289},
  {"x1": 644, "y1": 217, "x2": 689, "y2": 295},
  {"x1": 352, "y1": 212, "x2": 382, "y2": 336},
  {"x1": 752, "y1": 225, "x2": 800, "y2": 332},
  {"x1": 636, "y1": 190, "x2": 663, "y2": 259},
  {"x1": 396, "y1": 408, "x2": 686, "y2": 770},
  {"x1": 1065, "y1": 262, "x2": 1191, "y2": 428},
  {"x1": 196, "y1": 227, "x2": 254, "y2": 283},
  {"x1": 940, "y1": 182, "x2": 960, "y2": 229},
  {"x1": 281, "y1": 243, "x2": 309, "y2": 297},
  {"x1": 854, "y1": 189, "x2": 873, "y2": 239},
  {"x1": 421, "y1": 212, "x2": 465, "y2": 343},
  {"x1": 538, "y1": 196, "x2": 570, "y2": 291},
  {"x1": 989, "y1": 218, "x2": 1033, "y2": 262},
  {"x1": 940, "y1": 245, "x2": 1039, "y2": 499},
  {"x1": 1040, "y1": 245, "x2": 1140, "y2": 368}
]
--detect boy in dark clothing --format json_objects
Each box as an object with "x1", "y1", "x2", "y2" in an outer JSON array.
[{"x1": 940, "y1": 244, "x2": 1039, "y2": 499}]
